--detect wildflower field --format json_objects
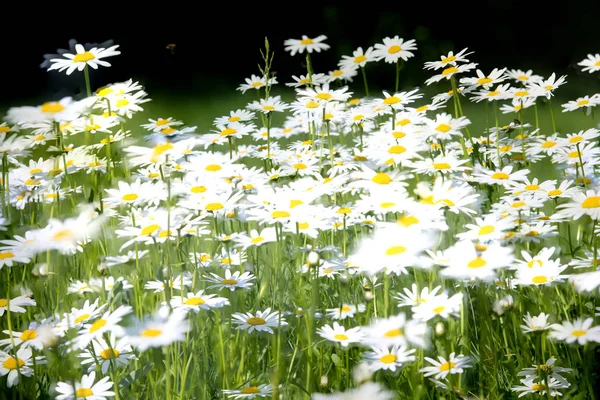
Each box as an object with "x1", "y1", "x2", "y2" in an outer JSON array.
[{"x1": 1, "y1": 34, "x2": 600, "y2": 400}]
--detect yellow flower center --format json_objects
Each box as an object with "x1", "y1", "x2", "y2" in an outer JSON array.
[
  {"x1": 190, "y1": 186, "x2": 207, "y2": 193},
  {"x1": 478, "y1": 225, "x2": 495, "y2": 235},
  {"x1": 383, "y1": 96, "x2": 401, "y2": 105},
  {"x1": 246, "y1": 317, "x2": 266, "y2": 325},
  {"x1": 205, "y1": 164, "x2": 222, "y2": 172},
  {"x1": 75, "y1": 388, "x2": 94, "y2": 397},
  {"x1": 272, "y1": 211, "x2": 291, "y2": 219},
  {"x1": 488, "y1": 171, "x2": 511, "y2": 180},
  {"x1": 316, "y1": 93, "x2": 332, "y2": 101},
  {"x1": 206, "y1": 203, "x2": 224, "y2": 211},
  {"x1": 387, "y1": 145, "x2": 406, "y2": 155},
  {"x1": 441, "y1": 55, "x2": 456, "y2": 64},
  {"x1": 388, "y1": 45, "x2": 402, "y2": 54},
  {"x1": 0, "y1": 251, "x2": 14, "y2": 260},
  {"x1": 354, "y1": 55, "x2": 366, "y2": 63},
  {"x1": 525, "y1": 184, "x2": 540, "y2": 191},
  {"x1": 0, "y1": 126, "x2": 10, "y2": 133},
  {"x1": 3, "y1": 357, "x2": 25, "y2": 370},
  {"x1": 569, "y1": 136, "x2": 583, "y2": 144},
  {"x1": 250, "y1": 81, "x2": 263, "y2": 88},
  {"x1": 221, "y1": 279, "x2": 238, "y2": 285},
  {"x1": 514, "y1": 90, "x2": 528, "y2": 97},
  {"x1": 416, "y1": 105, "x2": 429, "y2": 112},
  {"x1": 488, "y1": 91, "x2": 500, "y2": 97},
  {"x1": 442, "y1": 67, "x2": 458, "y2": 76},
  {"x1": 436, "y1": 124, "x2": 452, "y2": 133},
  {"x1": 220, "y1": 128, "x2": 237, "y2": 137},
  {"x1": 141, "y1": 329, "x2": 162, "y2": 337},
  {"x1": 433, "y1": 306, "x2": 445, "y2": 314},
  {"x1": 122, "y1": 193, "x2": 138, "y2": 201},
  {"x1": 141, "y1": 224, "x2": 160, "y2": 236},
  {"x1": 500, "y1": 145, "x2": 513, "y2": 153},
  {"x1": 89, "y1": 319, "x2": 107, "y2": 333},
  {"x1": 440, "y1": 361, "x2": 456, "y2": 371},
  {"x1": 41, "y1": 102, "x2": 65, "y2": 113},
  {"x1": 34, "y1": 135, "x2": 46, "y2": 141},
  {"x1": 398, "y1": 215, "x2": 419, "y2": 227},
  {"x1": 251, "y1": 236, "x2": 265, "y2": 244},
  {"x1": 380, "y1": 354, "x2": 397, "y2": 364},
  {"x1": 100, "y1": 348, "x2": 120, "y2": 360},
  {"x1": 582, "y1": 196, "x2": 600, "y2": 208},
  {"x1": 372, "y1": 172, "x2": 392, "y2": 185},
  {"x1": 331, "y1": 70, "x2": 343, "y2": 77},
  {"x1": 52, "y1": 229, "x2": 73, "y2": 242},
  {"x1": 475, "y1": 244, "x2": 488, "y2": 252},
  {"x1": 512, "y1": 201, "x2": 526, "y2": 208},
  {"x1": 468, "y1": 257, "x2": 487, "y2": 268},
  {"x1": 572, "y1": 330, "x2": 587, "y2": 337},
  {"x1": 334, "y1": 334, "x2": 349, "y2": 341},
  {"x1": 20, "y1": 330, "x2": 37, "y2": 341},
  {"x1": 547, "y1": 189, "x2": 562, "y2": 197},
  {"x1": 73, "y1": 52, "x2": 96, "y2": 62},
  {"x1": 300, "y1": 38, "x2": 314, "y2": 45},
  {"x1": 383, "y1": 328, "x2": 403, "y2": 337},
  {"x1": 532, "y1": 276, "x2": 548, "y2": 284},
  {"x1": 380, "y1": 202, "x2": 395, "y2": 208},
  {"x1": 433, "y1": 163, "x2": 451, "y2": 170},
  {"x1": 477, "y1": 77, "x2": 493, "y2": 85},
  {"x1": 153, "y1": 142, "x2": 173, "y2": 158},
  {"x1": 241, "y1": 387, "x2": 260, "y2": 394},
  {"x1": 385, "y1": 245, "x2": 406, "y2": 256},
  {"x1": 263, "y1": 105, "x2": 275, "y2": 111},
  {"x1": 75, "y1": 313, "x2": 90, "y2": 323},
  {"x1": 184, "y1": 297, "x2": 206, "y2": 305},
  {"x1": 0, "y1": 299, "x2": 7, "y2": 307},
  {"x1": 518, "y1": 75, "x2": 529, "y2": 81},
  {"x1": 577, "y1": 99, "x2": 590, "y2": 107},
  {"x1": 116, "y1": 99, "x2": 129, "y2": 108},
  {"x1": 294, "y1": 163, "x2": 307, "y2": 170},
  {"x1": 341, "y1": 306, "x2": 352, "y2": 312}
]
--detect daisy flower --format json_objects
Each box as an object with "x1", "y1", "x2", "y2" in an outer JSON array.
[
  {"x1": 327, "y1": 65, "x2": 359, "y2": 83},
  {"x1": 569, "y1": 270, "x2": 600, "y2": 293},
  {"x1": 393, "y1": 284, "x2": 442, "y2": 308},
  {"x1": 141, "y1": 117, "x2": 183, "y2": 132},
  {"x1": 425, "y1": 63, "x2": 478, "y2": 85},
  {"x1": 222, "y1": 383, "x2": 273, "y2": 399},
  {"x1": 125, "y1": 310, "x2": 190, "y2": 351},
  {"x1": 472, "y1": 165, "x2": 530, "y2": 187},
  {"x1": 423, "y1": 48, "x2": 473, "y2": 70},
  {"x1": 317, "y1": 322, "x2": 363, "y2": 347},
  {"x1": 514, "y1": 261, "x2": 568, "y2": 286},
  {"x1": 511, "y1": 377, "x2": 567, "y2": 398},
  {"x1": 557, "y1": 189, "x2": 600, "y2": 220},
  {"x1": 460, "y1": 68, "x2": 506, "y2": 89},
  {"x1": 504, "y1": 69, "x2": 543, "y2": 84},
  {"x1": 0, "y1": 248, "x2": 31, "y2": 270},
  {"x1": 561, "y1": 95, "x2": 600, "y2": 114},
  {"x1": 48, "y1": 43, "x2": 121, "y2": 75},
  {"x1": 441, "y1": 240, "x2": 513, "y2": 281},
  {"x1": 549, "y1": 318, "x2": 600, "y2": 345},
  {"x1": 55, "y1": 371, "x2": 115, "y2": 399},
  {"x1": 75, "y1": 305, "x2": 132, "y2": 349},
  {"x1": 325, "y1": 304, "x2": 366, "y2": 320},
  {"x1": 520, "y1": 312, "x2": 551, "y2": 333},
  {"x1": 237, "y1": 74, "x2": 278, "y2": 94},
  {"x1": 170, "y1": 290, "x2": 230, "y2": 313},
  {"x1": 232, "y1": 228, "x2": 277, "y2": 250},
  {"x1": 0, "y1": 295, "x2": 36, "y2": 317},
  {"x1": 203, "y1": 270, "x2": 256, "y2": 291},
  {"x1": 232, "y1": 308, "x2": 287, "y2": 334},
  {"x1": 532, "y1": 73, "x2": 567, "y2": 99},
  {"x1": 284, "y1": 35, "x2": 330, "y2": 56},
  {"x1": 578, "y1": 53, "x2": 600, "y2": 73},
  {"x1": 338, "y1": 46, "x2": 376, "y2": 69},
  {"x1": 372, "y1": 36, "x2": 417, "y2": 64},
  {"x1": 246, "y1": 95, "x2": 288, "y2": 114},
  {"x1": 412, "y1": 292, "x2": 463, "y2": 321},
  {"x1": 456, "y1": 214, "x2": 515, "y2": 242},
  {"x1": 79, "y1": 333, "x2": 136, "y2": 374},
  {"x1": 0, "y1": 347, "x2": 35, "y2": 387},
  {"x1": 360, "y1": 313, "x2": 427, "y2": 348},
  {"x1": 517, "y1": 357, "x2": 572, "y2": 387},
  {"x1": 420, "y1": 353, "x2": 471, "y2": 380},
  {"x1": 363, "y1": 345, "x2": 416, "y2": 372}
]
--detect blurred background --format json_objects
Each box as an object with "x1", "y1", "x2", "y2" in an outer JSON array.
[{"x1": 3, "y1": 1, "x2": 600, "y2": 129}]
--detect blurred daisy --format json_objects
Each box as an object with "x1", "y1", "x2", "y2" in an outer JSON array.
[
  {"x1": 549, "y1": 318, "x2": 600, "y2": 345},
  {"x1": 578, "y1": 53, "x2": 600, "y2": 73},
  {"x1": 55, "y1": 371, "x2": 115, "y2": 399},
  {"x1": 0, "y1": 295, "x2": 36, "y2": 316},
  {"x1": 325, "y1": 304, "x2": 366, "y2": 320},
  {"x1": 363, "y1": 345, "x2": 416, "y2": 372},
  {"x1": 170, "y1": 290, "x2": 229, "y2": 313},
  {"x1": 0, "y1": 347, "x2": 35, "y2": 387},
  {"x1": 520, "y1": 312, "x2": 551, "y2": 333},
  {"x1": 75, "y1": 305, "x2": 132, "y2": 349},
  {"x1": 126, "y1": 310, "x2": 189, "y2": 351},
  {"x1": 222, "y1": 383, "x2": 273, "y2": 399},
  {"x1": 317, "y1": 322, "x2": 363, "y2": 347}
]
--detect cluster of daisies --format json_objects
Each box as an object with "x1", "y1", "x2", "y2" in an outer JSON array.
[{"x1": 0, "y1": 34, "x2": 599, "y2": 399}]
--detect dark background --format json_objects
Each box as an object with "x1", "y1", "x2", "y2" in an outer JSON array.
[{"x1": 2, "y1": 2, "x2": 600, "y2": 107}]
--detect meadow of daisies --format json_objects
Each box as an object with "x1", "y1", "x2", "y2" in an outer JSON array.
[{"x1": 1, "y1": 34, "x2": 600, "y2": 400}]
